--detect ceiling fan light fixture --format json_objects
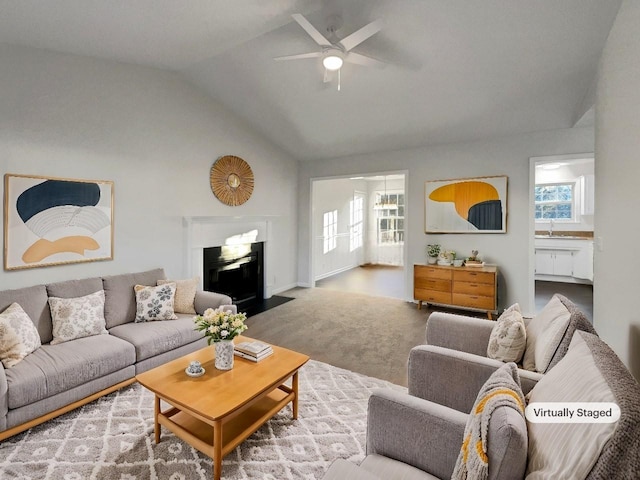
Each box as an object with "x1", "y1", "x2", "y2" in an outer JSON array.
[{"x1": 323, "y1": 54, "x2": 343, "y2": 71}]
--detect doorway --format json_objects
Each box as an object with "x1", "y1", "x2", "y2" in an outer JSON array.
[
  {"x1": 529, "y1": 154, "x2": 594, "y2": 320},
  {"x1": 310, "y1": 172, "x2": 409, "y2": 300}
]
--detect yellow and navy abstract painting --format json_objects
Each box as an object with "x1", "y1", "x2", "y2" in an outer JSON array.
[
  {"x1": 425, "y1": 176, "x2": 507, "y2": 233},
  {"x1": 4, "y1": 174, "x2": 113, "y2": 270}
]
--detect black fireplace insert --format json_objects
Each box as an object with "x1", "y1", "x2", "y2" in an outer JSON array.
[{"x1": 203, "y1": 242, "x2": 264, "y2": 309}]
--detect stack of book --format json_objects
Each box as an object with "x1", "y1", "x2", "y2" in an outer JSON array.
[{"x1": 234, "y1": 341, "x2": 274, "y2": 362}]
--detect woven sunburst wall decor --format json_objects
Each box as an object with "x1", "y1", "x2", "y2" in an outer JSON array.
[{"x1": 209, "y1": 155, "x2": 254, "y2": 206}]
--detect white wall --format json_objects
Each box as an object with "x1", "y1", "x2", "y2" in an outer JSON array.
[
  {"x1": 535, "y1": 159, "x2": 595, "y2": 232},
  {"x1": 0, "y1": 44, "x2": 299, "y2": 294},
  {"x1": 312, "y1": 178, "x2": 366, "y2": 280},
  {"x1": 298, "y1": 128, "x2": 594, "y2": 311},
  {"x1": 594, "y1": 0, "x2": 640, "y2": 379}
]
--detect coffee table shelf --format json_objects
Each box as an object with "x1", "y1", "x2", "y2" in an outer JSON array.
[
  {"x1": 158, "y1": 386, "x2": 292, "y2": 458},
  {"x1": 136, "y1": 337, "x2": 309, "y2": 480}
]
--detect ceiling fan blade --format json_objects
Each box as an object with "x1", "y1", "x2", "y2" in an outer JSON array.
[
  {"x1": 291, "y1": 13, "x2": 332, "y2": 47},
  {"x1": 339, "y1": 19, "x2": 382, "y2": 52},
  {"x1": 345, "y1": 52, "x2": 386, "y2": 68},
  {"x1": 274, "y1": 52, "x2": 322, "y2": 61}
]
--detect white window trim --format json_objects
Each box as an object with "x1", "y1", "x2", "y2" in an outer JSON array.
[
  {"x1": 534, "y1": 181, "x2": 577, "y2": 223},
  {"x1": 323, "y1": 210, "x2": 338, "y2": 254}
]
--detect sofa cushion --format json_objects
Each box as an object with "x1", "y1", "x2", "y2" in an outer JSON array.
[
  {"x1": 102, "y1": 268, "x2": 166, "y2": 328},
  {"x1": 0, "y1": 303, "x2": 41, "y2": 368},
  {"x1": 487, "y1": 303, "x2": 526, "y2": 363},
  {"x1": 525, "y1": 331, "x2": 622, "y2": 479},
  {"x1": 108, "y1": 314, "x2": 202, "y2": 362},
  {"x1": 0, "y1": 284, "x2": 52, "y2": 344},
  {"x1": 158, "y1": 277, "x2": 198, "y2": 314},
  {"x1": 5, "y1": 334, "x2": 135, "y2": 409},
  {"x1": 452, "y1": 363, "x2": 527, "y2": 480},
  {"x1": 522, "y1": 295, "x2": 570, "y2": 373},
  {"x1": 134, "y1": 283, "x2": 178, "y2": 322},
  {"x1": 46, "y1": 276, "x2": 103, "y2": 299},
  {"x1": 48, "y1": 290, "x2": 109, "y2": 345},
  {"x1": 361, "y1": 454, "x2": 439, "y2": 480}
]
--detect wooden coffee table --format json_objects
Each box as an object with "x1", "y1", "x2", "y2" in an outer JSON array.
[{"x1": 136, "y1": 336, "x2": 309, "y2": 480}]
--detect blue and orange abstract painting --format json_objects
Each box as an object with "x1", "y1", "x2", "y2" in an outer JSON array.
[
  {"x1": 4, "y1": 174, "x2": 113, "y2": 270},
  {"x1": 425, "y1": 176, "x2": 507, "y2": 233}
]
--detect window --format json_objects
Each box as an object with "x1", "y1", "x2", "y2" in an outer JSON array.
[
  {"x1": 535, "y1": 183, "x2": 575, "y2": 221},
  {"x1": 376, "y1": 192, "x2": 404, "y2": 244},
  {"x1": 323, "y1": 210, "x2": 338, "y2": 253},
  {"x1": 349, "y1": 195, "x2": 364, "y2": 251}
]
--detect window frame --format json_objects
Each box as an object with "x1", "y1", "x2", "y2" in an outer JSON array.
[
  {"x1": 534, "y1": 182, "x2": 576, "y2": 222},
  {"x1": 375, "y1": 191, "x2": 405, "y2": 244},
  {"x1": 349, "y1": 194, "x2": 364, "y2": 252},
  {"x1": 322, "y1": 210, "x2": 338, "y2": 254}
]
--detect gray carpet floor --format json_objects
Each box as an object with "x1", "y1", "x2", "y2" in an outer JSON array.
[{"x1": 245, "y1": 287, "x2": 433, "y2": 386}]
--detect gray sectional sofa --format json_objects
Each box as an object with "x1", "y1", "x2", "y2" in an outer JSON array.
[{"x1": 0, "y1": 268, "x2": 234, "y2": 440}]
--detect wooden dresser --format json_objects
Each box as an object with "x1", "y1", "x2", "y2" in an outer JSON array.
[{"x1": 414, "y1": 264, "x2": 498, "y2": 319}]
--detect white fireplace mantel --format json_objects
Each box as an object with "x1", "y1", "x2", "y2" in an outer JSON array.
[{"x1": 183, "y1": 216, "x2": 280, "y2": 298}]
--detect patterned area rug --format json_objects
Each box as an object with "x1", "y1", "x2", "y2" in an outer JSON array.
[{"x1": 0, "y1": 360, "x2": 405, "y2": 480}]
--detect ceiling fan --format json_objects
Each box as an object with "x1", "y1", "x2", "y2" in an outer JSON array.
[{"x1": 275, "y1": 13, "x2": 385, "y2": 90}]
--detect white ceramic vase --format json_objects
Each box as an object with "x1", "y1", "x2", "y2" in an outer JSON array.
[
  {"x1": 427, "y1": 256, "x2": 438, "y2": 265},
  {"x1": 215, "y1": 339, "x2": 234, "y2": 370}
]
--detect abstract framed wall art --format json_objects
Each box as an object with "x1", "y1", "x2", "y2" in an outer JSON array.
[
  {"x1": 425, "y1": 175, "x2": 507, "y2": 233},
  {"x1": 4, "y1": 174, "x2": 114, "y2": 270}
]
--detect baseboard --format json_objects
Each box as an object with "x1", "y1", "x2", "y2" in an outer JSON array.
[
  {"x1": 314, "y1": 264, "x2": 358, "y2": 281},
  {"x1": 272, "y1": 283, "x2": 298, "y2": 295},
  {"x1": 297, "y1": 282, "x2": 312, "y2": 288}
]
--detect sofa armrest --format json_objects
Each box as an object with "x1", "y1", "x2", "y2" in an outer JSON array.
[
  {"x1": 367, "y1": 389, "x2": 466, "y2": 480},
  {"x1": 426, "y1": 312, "x2": 495, "y2": 356},
  {"x1": 194, "y1": 291, "x2": 236, "y2": 315},
  {"x1": 408, "y1": 345, "x2": 542, "y2": 413},
  {"x1": 0, "y1": 362, "x2": 7, "y2": 418}
]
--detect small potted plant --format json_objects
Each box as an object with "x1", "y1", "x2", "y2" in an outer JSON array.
[{"x1": 427, "y1": 244, "x2": 440, "y2": 264}]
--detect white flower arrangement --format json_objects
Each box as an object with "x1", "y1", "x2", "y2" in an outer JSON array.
[{"x1": 194, "y1": 307, "x2": 248, "y2": 344}]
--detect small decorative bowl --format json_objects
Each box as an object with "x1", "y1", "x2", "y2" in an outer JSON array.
[{"x1": 453, "y1": 259, "x2": 464, "y2": 267}]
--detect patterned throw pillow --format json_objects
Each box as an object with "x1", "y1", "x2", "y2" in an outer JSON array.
[
  {"x1": 48, "y1": 290, "x2": 109, "y2": 345},
  {"x1": 487, "y1": 303, "x2": 527, "y2": 362},
  {"x1": 0, "y1": 303, "x2": 42, "y2": 367},
  {"x1": 134, "y1": 283, "x2": 177, "y2": 322},
  {"x1": 157, "y1": 277, "x2": 199, "y2": 314}
]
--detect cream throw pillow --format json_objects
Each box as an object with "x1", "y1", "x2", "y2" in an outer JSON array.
[
  {"x1": 0, "y1": 303, "x2": 41, "y2": 367},
  {"x1": 157, "y1": 277, "x2": 198, "y2": 314},
  {"x1": 526, "y1": 331, "x2": 617, "y2": 479},
  {"x1": 48, "y1": 290, "x2": 109, "y2": 345},
  {"x1": 487, "y1": 303, "x2": 526, "y2": 362},
  {"x1": 134, "y1": 283, "x2": 178, "y2": 322},
  {"x1": 522, "y1": 295, "x2": 571, "y2": 373}
]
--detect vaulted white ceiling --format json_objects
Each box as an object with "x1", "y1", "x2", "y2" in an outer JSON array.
[{"x1": 0, "y1": 0, "x2": 621, "y2": 161}]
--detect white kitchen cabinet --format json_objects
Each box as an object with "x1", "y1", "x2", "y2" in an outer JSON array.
[{"x1": 535, "y1": 237, "x2": 594, "y2": 283}]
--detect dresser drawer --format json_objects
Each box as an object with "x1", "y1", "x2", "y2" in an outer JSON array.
[
  {"x1": 452, "y1": 282, "x2": 495, "y2": 297},
  {"x1": 415, "y1": 266, "x2": 452, "y2": 281},
  {"x1": 453, "y1": 270, "x2": 494, "y2": 285},
  {"x1": 415, "y1": 278, "x2": 451, "y2": 292},
  {"x1": 415, "y1": 289, "x2": 452, "y2": 305},
  {"x1": 452, "y1": 293, "x2": 495, "y2": 310}
]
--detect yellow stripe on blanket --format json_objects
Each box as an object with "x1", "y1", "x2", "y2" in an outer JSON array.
[{"x1": 475, "y1": 388, "x2": 525, "y2": 414}]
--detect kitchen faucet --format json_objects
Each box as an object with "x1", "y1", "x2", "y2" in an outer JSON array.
[{"x1": 548, "y1": 219, "x2": 554, "y2": 236}]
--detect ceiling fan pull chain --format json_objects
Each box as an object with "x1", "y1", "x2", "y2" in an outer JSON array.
[{"x1": 338, "y1": 69, "x2": 341, "y2": 92}]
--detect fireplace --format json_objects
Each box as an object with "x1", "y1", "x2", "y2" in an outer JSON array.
[{"x1": 203, "y1": 242, "x2": 264, "y2": 309}]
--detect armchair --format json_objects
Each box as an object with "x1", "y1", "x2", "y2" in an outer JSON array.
[{"x1": 322, "y1": 355, "x2": 528, "y2": 480}]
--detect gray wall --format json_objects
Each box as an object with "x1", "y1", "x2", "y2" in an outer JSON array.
[
  {"x1": 595, "y1": 0, "x2": 640, "y2": 379},
  {"x1": 298, "y1": 128, "x2": 594, "y2": 313},
  {"x1": 0, "y1": 44, "x2": 299, "y2": 292}
]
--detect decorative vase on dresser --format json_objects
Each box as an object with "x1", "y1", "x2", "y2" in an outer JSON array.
[{"x1": 413, "y1": 263, "x2": 498, "y2": 319}]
